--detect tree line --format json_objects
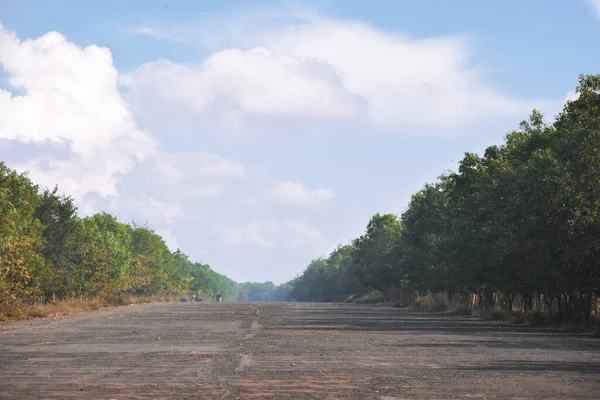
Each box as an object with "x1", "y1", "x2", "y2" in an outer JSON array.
[
  {"x1": 235, "y1": 281, "x2": 293, "y2": 302},
  {"x1": 0, "y1": 164, "x2": 237, "y2": 314},
  {"x1": 289, "y1": 75, "x2": 600, "y2": 324}
]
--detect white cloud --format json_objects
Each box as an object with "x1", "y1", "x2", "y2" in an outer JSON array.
[
  {"x1": 79, "y1": 192, "x2": 186, "y2": 226},
  {"x1": 544, "y1": 89, "x2": 582, "y2": 119},
  {"x1": 114, "y1": 195, "x2": 186, "y2": 223},
  {"x1": 585, "y1": 0, "x2": 600, "y2": 18},
  {"x1": 122, "y1": 50, "x2": 364, "y2": 136},
  {"x1": 286, "y1": 220, "x2": 328, "y2": 248},
  {"x1": 123, "y1": 27, "x2": 187, "y2": 43},
  {"x1": 124, "y1": 5, "x2": 319, "y2": 50},
  {"x1": 217, "y1": 220, "x2": 279, "y2": 248},
  {"x1": 259, "y1": 19, "x2": 530, "y2": 130},
  {"x1": 0, "y1": 24, "x2": 157, "y2": 199},
  {"x1": 272, "y1": 181, "x2": 333, "y2": 207},
  {"x1": 118, "y1": 152, "x2": 246, "y2": 201},
  {"x1": 217, "y1": 219, "x2": 328, "y2": 250},
  {"x1": 564, "y1": 90, "x2": 580, "y2": 103},
  {"x1": 122, "y1": 9, "x2": 543, "y2": 136},
  {"x1": 155, "y1": 228, "x2": 181, "y2": 252}
]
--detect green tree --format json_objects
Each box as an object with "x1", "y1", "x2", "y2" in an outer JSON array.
[
  {"x1": 0, "y1": 163, "x2": 46, "y2": 307},
  {"x1": 352, "y1": 213, "x2": 403, "y2": 300},
  {"x1": 34, "y1": 187, "x2": 80, "y2": 299}
]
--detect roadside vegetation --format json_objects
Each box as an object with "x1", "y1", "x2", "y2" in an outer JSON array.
[
  {"x1": 289, "y1": 75, "x2": 600, "y2": 329},
  {"x1": 0, "y1": 294, "x2": 185, "y2": 320},
  {"x1": 0, "y1": 164, "x2": 236, "y2": 320}
]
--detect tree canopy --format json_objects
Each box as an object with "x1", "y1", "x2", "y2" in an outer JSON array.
[
  {"x1": 289, "y1": 74, "x2": 600, "y2": 324},
  {"x1": 0, "y1": 164, "x2": 237, "y2": 314}
]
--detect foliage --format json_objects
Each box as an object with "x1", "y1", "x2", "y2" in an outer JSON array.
[
  {"x1": 352, "y1": 213, "x2": 403, "y2": 298},
  {"x1": 0, "y1": 162, "x2": 238, "y2": 316},
  {"x1": 289, "y1": 75, "x2": 600, "y2": 324},
  {"x1": 0, "y1": 164, "x2": 45, "y2": 307},
  {"x1": 290, "y1": 244, "x2": 366, "y2": 302}
]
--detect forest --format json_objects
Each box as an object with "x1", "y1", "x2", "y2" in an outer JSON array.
[
  {"x1": 289, "y1": 75, "x2": 600, "y2": 324},
  {"x1": 0, "y1": 165, "x2": 237, "y2": 318}
]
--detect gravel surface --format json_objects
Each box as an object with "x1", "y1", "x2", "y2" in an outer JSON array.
[{"x1": 1, "y1": 302, "x2": 599, "y2": 399}]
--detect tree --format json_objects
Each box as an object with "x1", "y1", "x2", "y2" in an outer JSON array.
[
  {"x1": 0, "y1": 163, "x2": 46, "y2": 307},
  {"x1": 288, "y1": 76, "x2": 600, "y2": 324},
  {"x1": 352, "y1": 213, "x2": 403, "y2": 300},
  {"x1": 398, "y1": 181, "x2": 452, "y2": 297},
  {"x1": 34, "y1": 187, "x2": 80, "y2": 299}
]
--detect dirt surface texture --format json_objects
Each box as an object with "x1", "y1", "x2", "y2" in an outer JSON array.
[{"x1": 1, "y1": 302, "x2": 599, "y2": 399}]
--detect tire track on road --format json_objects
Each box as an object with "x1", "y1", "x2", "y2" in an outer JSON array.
[{"x1": 235, "y1": 305, "x2": 261, "y2": 376}]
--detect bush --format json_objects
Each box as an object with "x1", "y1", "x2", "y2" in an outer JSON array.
[
  {"x1": 413, "y1": 293, "x2": 447, "y2": 312},
  {"x1": 509, "y1": 310, "x2": 551, "y2": 325},
  {"x1": 0, "y1": 294, "x2": 185, "y2": 320},
  {"x1": 491, "y1": 310, "x2": 506, "y2": 320},
  {"x1": 528, "y1": 311, "x2": 548, "y2": 324},
  {"x1": 452, "y1": 305, "x2": 472, "y2": 316},
  {"x1": 430, "y1": 302, "x2": 447, "y2": 312},
  {"x1": 353, "y1": 291, "x2": 385, "y2": 304}
]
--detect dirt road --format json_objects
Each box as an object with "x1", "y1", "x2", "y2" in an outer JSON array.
[{"x1": 1, "y1": 302, "x2": 599, "y2": 399}]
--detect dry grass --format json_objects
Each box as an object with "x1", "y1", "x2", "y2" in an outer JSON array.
[
  {"x1": 351, "y1": 290, "x2": 386, "y2": 304},
  {"x1": 446, "y1": 305, "x2": 473, "y2": 316},
  {"x1": 0, "y1": 294, "x2": 182, "y2": 321},
  {"x1": 413, "y1": 293, "x2": 451, "y2": 312},
  {"x1": 411, "y1": 295, "x2": 600, "y2": 335}
]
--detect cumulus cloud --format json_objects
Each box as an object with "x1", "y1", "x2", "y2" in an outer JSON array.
[
  {"x1": 121, "y1": 50, "x2": 365, "y2": 136},
  {"x1": 272, "y1": 181, "x2": 333, "y2": 207},
  {"x1": 217, "y1": 219, "x2": 328, "y2": 250},
  {"x1": 0, "y1": 24, "x2": 157, "y2": 199},
  {"x1": 122, "y1": 9, "x2": 543, "y2": 136}
]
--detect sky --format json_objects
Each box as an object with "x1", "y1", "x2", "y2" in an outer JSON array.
[{"x1": 1, "y1": 0, "x2": 599, "y2": 284}]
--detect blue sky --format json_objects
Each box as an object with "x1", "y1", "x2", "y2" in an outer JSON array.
[{"x1": 1, "y1": 0, "x2": 599, "y2": 283}]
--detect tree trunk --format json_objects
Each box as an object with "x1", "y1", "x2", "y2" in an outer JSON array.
[
  {"x1": 557, "y1": 293, "x2": 563, "y2": 324},
  {"x1": 505, "y1": 293, "x2": 514, "y2": 313},
  {"x1": 523, "y1": 294, "x2": 532, "y2": 312},
  {"x1": 584, "y1": 291, "x2": 593, "y2": 326}
]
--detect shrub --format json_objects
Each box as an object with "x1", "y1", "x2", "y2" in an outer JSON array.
[
  {"x1": 413, "y1": 293, "x2": 448, "y2": 312},
  {"x1": 491, "y1": 310, "x2": 506, "y2": 320},
  {"x1": 353, "y1": 291, "x2": 385, "y2": 304},
  {"x1": 453, "y1": 305, "x2": 472, "y2": 316}
]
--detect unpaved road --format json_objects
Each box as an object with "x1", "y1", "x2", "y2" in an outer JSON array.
[{"x1": 1, "y1": 302, "x2": 599, "y2": 399}]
